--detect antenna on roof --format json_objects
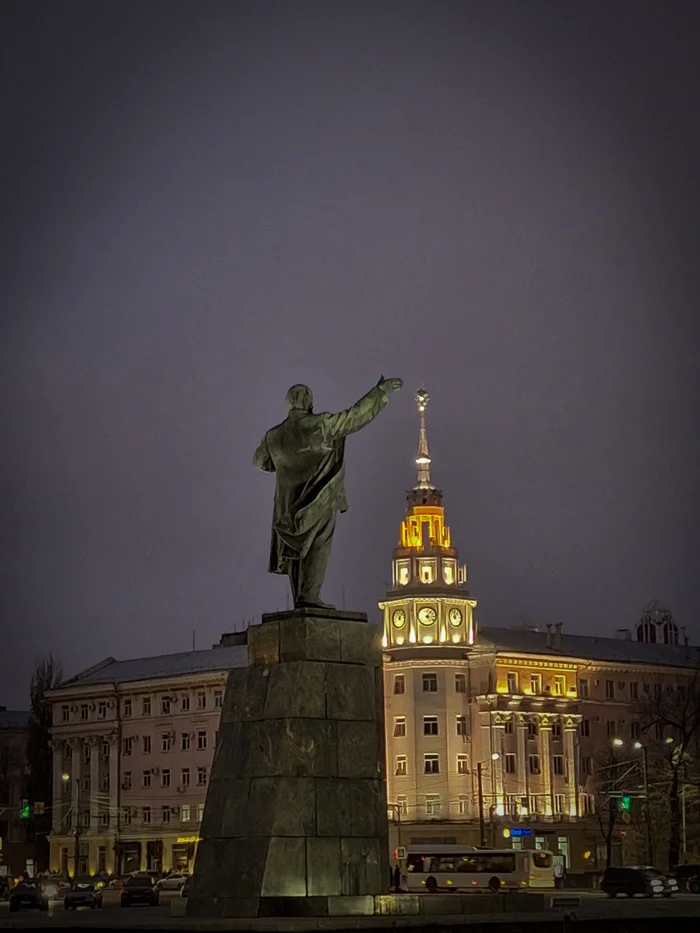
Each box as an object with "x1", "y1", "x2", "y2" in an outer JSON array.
[{"x1": 192, "y1": 629, "x2": 196, "y2": 651}]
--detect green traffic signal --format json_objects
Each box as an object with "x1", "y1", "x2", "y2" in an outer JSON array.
[
  {"x1": 19, "y1": 801, "x2": 30, "y2": 819},
  {"x1": 619, "y1": 795, "x2": 631, "y2": 811}
]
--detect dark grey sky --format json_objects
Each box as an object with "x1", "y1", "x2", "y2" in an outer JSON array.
[{"x1": 2, "y1": 1, "x2": 699, "y2": 706}]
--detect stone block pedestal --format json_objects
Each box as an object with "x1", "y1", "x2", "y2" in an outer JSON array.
[{"x1": 186, "y1": 608, "x2": 389, "y2": 919}]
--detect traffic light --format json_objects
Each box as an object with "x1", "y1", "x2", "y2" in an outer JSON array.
[
  {"x1": 19, "y1": 800, "x2": 30, "y2": 819},
  {"x1": 619, "y1": 795, "x2": 631, "y2": 812}
]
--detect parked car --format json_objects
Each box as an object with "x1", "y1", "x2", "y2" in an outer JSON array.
[
  {"x1": 9, "y1": 880, "x2": 50, "y2": 913},
  {"x1": 156, "y1": 872, "x2": 189, "y2": 892},
  {"x1": 180, "y1": 876, "x2": 192, "y2": 898},
  {"x1": 671, "y1": 865, "x2": 700, "y2": 894},
  {"x1": 64, "y1": 879, "x2": 103, "y2": 910},
  {"x1": 601, "y1": 867, "x2": 678, "y2": 898},
  {"x1": 121, "y1": 873, "x2": 160, "y2": 907}
]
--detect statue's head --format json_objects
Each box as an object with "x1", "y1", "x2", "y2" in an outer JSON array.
[{"x1": 286, "y1": 384, "x2": 313, "y2": 412}]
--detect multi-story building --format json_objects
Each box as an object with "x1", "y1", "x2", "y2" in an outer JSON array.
[
  {"x1": 46, "y1": 637, "x2": 245, "y2": 877},
  {"x1": 0, "y1": 707, "x2": 32, "y2": 877},
  {"x1": 381, "y1": 390, "x2": 698, "y2": 872}
]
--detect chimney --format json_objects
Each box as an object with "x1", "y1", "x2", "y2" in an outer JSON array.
[
  {"x1": 554, "y1": 623, "x2": 563, "y2": 650},
  {"x1": 615, "y1": 628, "x2": 632, "y2": 641},
  {"x1": 545, "y1": 624, "x2": 553, "y2": 647}
]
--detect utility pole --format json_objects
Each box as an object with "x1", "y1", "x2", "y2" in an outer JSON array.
[
  {"x1": 477, "y1": 762, "x2": 486, "y2": 847},
  {"x1": 641, "y1": 746, "x2": 654, "y2": 867}
]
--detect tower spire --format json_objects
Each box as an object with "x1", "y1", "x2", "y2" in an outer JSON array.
[{"x1": 415, "y1": 388, "x2": 434, "y2": 489}]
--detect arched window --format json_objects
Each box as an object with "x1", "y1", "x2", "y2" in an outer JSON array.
[
  {"x1": 663, "y1": 622, "x2": 679, "y2": 646},
  {"x1": 637, "y1": 622, "x2": 657, "y2": 643}
]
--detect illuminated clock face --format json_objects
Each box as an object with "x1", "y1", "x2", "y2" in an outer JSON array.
[
  {"x1": 418, "y1": 606, "x2": 437, "y2": 626},
  {"x1": 449, "y1": 608, "x2": 463, "y2": 626},
  {"x1": 392, "y1": 609, "x2": 406, "y2": 629}
]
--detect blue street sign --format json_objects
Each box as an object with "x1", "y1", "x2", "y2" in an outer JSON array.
[{"x1": 509, "y1": 828, "x2": 533, "y2": 837}]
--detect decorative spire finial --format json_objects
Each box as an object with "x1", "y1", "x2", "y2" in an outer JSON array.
[{"x1": 414, "y1": 388, "x2": 434, "y2": 488}]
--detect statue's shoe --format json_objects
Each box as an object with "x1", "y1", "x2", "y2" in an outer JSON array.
[{"x1": 296, "y1": 599, "x2": 337, "y2": 610}]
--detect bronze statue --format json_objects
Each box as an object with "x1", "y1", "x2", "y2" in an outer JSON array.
[{"x1": 254, "y1": 377, "x2": 403, "y2": 609}]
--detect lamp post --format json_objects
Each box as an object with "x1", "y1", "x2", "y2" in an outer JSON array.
[
  {"x1": 632, "y1": 742, "x2": 654, "y2": 866},
  {"x1": 62, "y1": 773, "x2": 81, "y2": 877},
  {"x1": 476, "y1": 754, "x2": 500, "y2": 847}
]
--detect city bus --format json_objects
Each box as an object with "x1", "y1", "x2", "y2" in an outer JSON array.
[{"x1": 401, "y1": 845, "x2": 555, "y2": 893}]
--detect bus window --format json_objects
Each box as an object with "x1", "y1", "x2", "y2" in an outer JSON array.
[
  {"x1": 434, "y1": 858, "x2": 456, "y2": 872},
  {"x1": 533, "y1": 852, "x2": 552, "y2": 869},
  {"x1": 406, "y1": 855, "x2": 424, "y2": 873}
]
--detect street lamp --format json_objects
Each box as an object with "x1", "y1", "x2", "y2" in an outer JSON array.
[
  {"x1": 476, "y1": 754, "x2": 500, "y2": 847},
  {"x1": 62, "y1": 772, "x2": 80, "y2": 877},
  {"x1": 615, "y1": 740, "x2": 653, "y2": 866}
]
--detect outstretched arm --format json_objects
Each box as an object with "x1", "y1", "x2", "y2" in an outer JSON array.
[
  {"x1": 324, "y1": 376, "x2": 403, "y2": 440},
  {"x1": 253, "y1": 435, "x2": 275, "y2": 472}
]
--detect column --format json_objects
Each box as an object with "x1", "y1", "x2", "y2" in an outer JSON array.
[
  {"x1": 71, "y1": 740, "x2": 81, "y2": 829},
  {"x1": 516, "y1": 715, "x2": 528, "y2": 816},
  {"x1": 89, "y1": 738, "x2": 100, "y2": 830},
  {"x1": 539, "y1": 717, "x2": 553, "y2": 816},
  {"x1": 564, "y1": 718, "x2": 579, "y2": 817},
  {"x1": 492, "y1": 715, "x2": 506, "y2": 814},
  {"x1": 51, "y1": 742, "x2": 63, "y2": 833},
  {"x1": 109, "y1": 734, "x2": 119, "y2": 831}
]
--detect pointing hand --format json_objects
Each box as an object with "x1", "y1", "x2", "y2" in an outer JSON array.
[{"x1": 378, "y1": 375, "x2": 403, "y2": 394}]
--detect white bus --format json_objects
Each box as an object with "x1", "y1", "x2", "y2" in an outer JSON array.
[{"x1": 402, "y1": 845, "x2": 554, "y2": 893}]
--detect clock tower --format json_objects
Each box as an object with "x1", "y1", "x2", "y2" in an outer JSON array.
[{"x1": 379, "y1": 389, "x2": 476, "y2": 648}]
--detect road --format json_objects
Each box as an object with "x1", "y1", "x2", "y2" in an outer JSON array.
[{"x1": 1, "y1": 890, "x2": 700, "y2": 928}]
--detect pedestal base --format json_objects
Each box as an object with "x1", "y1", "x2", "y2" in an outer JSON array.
[{"x1": 186, "y1": 608, "x2": 389, "y2": 919}]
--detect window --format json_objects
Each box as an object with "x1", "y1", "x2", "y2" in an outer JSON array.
[
  {"x1": 181, "y1": 695, "x2": 190, "y2": 712},
  {"x1": 505, "y1": 753, "x2": 517, "y2": 774},
  {"x1": 655, "y1": 723, "x2": 663, "y2": 741},
  {"x1": 396, "y1": 796, "x2": 407, "y2": 816},
  {"x1": 161, "y1": 697, "x2": 171, "y2": 715},
  {"x1": 162, "y1": 806, "x2": 171, "y2": 824},
  {"x1": 581, "y1": 757, "x2": 593, "y2": 776},
  {"x1": 419, "y1": 562, "x2": 434, "y2": 583},
  {"x1": 554, "y1": 794, "x2": 565, "y2": 815},
  {"x1": 424, "y1": 754, "x2": 440, "y2": 774},
  {"x1": 455, "y1": 674, "x2": 466, "y2": 693},
  {"x1": 143, "y1": 807, "x2": 151, "y2": 824},
  {"x1": 161, "y1": 733, "x2": 172, "y2": 753},
  {"x1": 606, "y1": 720, "x2": 616, "y2": 738},
  {"x1": 61, "y1": 705, "x2": 69, "y2": 722},
  {"x1": 161, "y1": 769, "x2": 171, "y2": 787},
  {"x1": 654, "y1": 683, "x2": 662, "y2": 701},
  {"x1": 181, "y1": 732, "x2": 191, "y2": 751},
  {"x1": 605, "y1": 680, "x2": 615, "y2": 700},
  {"x1": 81, "y1": 809, "x2": 90, "y2": 828},
  {"x1": 505, "y1": 718, "x2": 514, "y2": 735},
  {"x1": 393, "y1": 675, "x2": 405, "y2": 695},
  {"x1": 101, "y1": 740, "x2": 109, "y2": 759},
  {"x1": 581, "y1": 793, "x2": 595, "y2": 815},
  {"x1": 579, "y1": 679, "x2": 589, "y2": 699},
  {"x1": 197, "y1": 803, "x2": 204, "y2": 822},
  {"x1": 393, "y1": 717, "x2": 406, "y2": 737},
  {"x1": 457, "y1": 754, "x2": 468, "y2": 774},
  {"x1": 123, "y1": 699, "x2": 132, "y2": 717},
  {"x1": 529, "y1": 755, "x2": 541, "y2": 774},
  {"x1": 528, "y1": 795, "x2": 539, "y2": 815},
  {"x1": 64, "y1": 742, "x2": 72, "y2": 759},
  {"x1": 142, "y1": 696, "x2": 151, "y2": 715},
  {"x1": 82, "y1": 775, "x2": 90, "y2": 791},
  {"x1": 143, "y1": 771, "x2": 152, "y2": 788},
  {"x1": 98, "y1": 701, "x2": 107, "y2": 719},
  {"x1": 458, "y1": 796, "x2": 468, "y2": 815},
  {"x1": 181, "y1": 768, "x2": 190, "y2": 787},
  {"x1": 629, "y1": 682, "x2": 639, "y2": 701},
  {"x1": 122, "y1": 737, "x2": 133, "y2": 757},
  {"x1": 100, "y1": 811, "x2": 109, "y2": 827},
  {"x1": 631, "y1": 721, "x2": 641, "y2": 740},
  {"x1": 553, "y1": 756, "x2": 564, "y2": 776},
  {"x1": 530, "y1": 674, "x2": 542, "y2": 694},
  {"x1": 197, "y1": 767, "x2": 207, "y2": 786},
  {"x1": 444, "y1": 561, "x2": 455, "y2": 584},
  {"x1": 507, "y1": 672, "x2": 518, "y2": 693},
  {"x1": 197, "y1": 692, "x2": 207, "y2": 710},
  {"x1": 80, "y1": 704, "x2": 89, "y2": 721},
  {"x1": 552, "y1": 722, "x2": 562, "y2": 739},
  {"x1": 553, "y1": 676, "x2": 566, "y2": 697},
  {"x1": 181, "y1": 804, "x2": 190, "y2": 822},
  {"x1": 123, "y1": 771, "x2": 132, "y2": 789},
  {"x1": 422, "y1": 673, "x2": 438, "y2": 693},
  {"x1": 142, "y1": 735, "x2": 151, "y2": 754},
  {"x1": 214, "y1": 690, "x2": 223, "y2": 709},
  {"x1": 82, "y1": 743, "x2": 91, "y2": 762},
  {"x1": 456, "y1": 715, "x2": 467, "y2": 736},
  {"x1": 423, "y1": 716, "x2": 439, "y2": 736},
  {"x1": 395, "y1": 756, "x2": 407, "y2": 776},
  {"x1": 100, "y1": 773, "x2": 110, "y2": 792},
  {"x1": 527, "y1": 721, "x2": 538, "y2": 739},
  {"x1": 425, "y1": 794, "x2": 441, "y2": 816},
  {"x1": 580, "y1": 719, "x2": 590, "y2": 738}
]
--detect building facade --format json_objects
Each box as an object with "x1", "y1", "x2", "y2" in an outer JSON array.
[
  {"x1": 46, "y1": 638, "x2": 245, "y2": 877},
  {"x1": 382, "y1": 390, "x2": 698, "y2": 873}
]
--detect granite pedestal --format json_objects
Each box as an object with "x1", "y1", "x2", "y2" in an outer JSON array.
[{"x1": 186, "y1": 608, "x2": 389, "y2": 919}]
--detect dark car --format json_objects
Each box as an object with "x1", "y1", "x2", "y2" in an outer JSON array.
[
  {"x1": 9, "y1": 880, "x2": 50, "y2": 913},
  {"x1": 671, "y1": 865, "x2": 700, "y2": 894},
  {"x1": 64, "y1": 878, "x2": 103, "y2": 910},
  {"x1": 0, "y1": 877, "x2": 9, "y2": 900},
  {"x1": 121, "y1": 873, "x2": 160, "y2": 907},
  {"x1": 602, "y1": 866, "x2": 678, "y2": 898}
]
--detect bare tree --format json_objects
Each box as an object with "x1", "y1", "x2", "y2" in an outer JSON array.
[
  {"x1": 26, "y1": 655, "x2": 63, "y2": 844},
  {"x1": 591, "y1": 746, "x2": 636, "y2": 868}
]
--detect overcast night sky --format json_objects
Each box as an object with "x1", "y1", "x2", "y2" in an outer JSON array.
[{"x1": 2, "y1": 1, "x2": 699, "y2": 706}]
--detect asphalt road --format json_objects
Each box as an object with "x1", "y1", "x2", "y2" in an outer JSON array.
[{"x1": 1, "y1": 890, "x2": 700, "y2": 929}]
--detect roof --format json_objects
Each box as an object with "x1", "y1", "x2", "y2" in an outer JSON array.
[
  {"x1": 479, "y1": 626, "x2": 700, "y2": 670},
  {"x1": 56, "y1": 644, "x2": 247, "y2": 689},
  {"x1": 0, "y1": 709, "x2": 30, "y2": 730}
]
